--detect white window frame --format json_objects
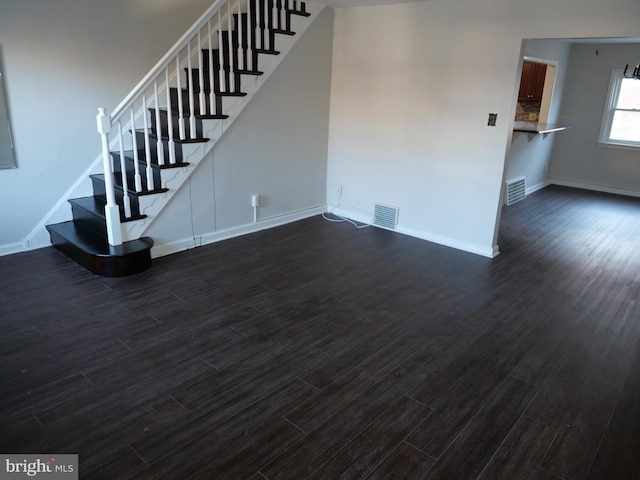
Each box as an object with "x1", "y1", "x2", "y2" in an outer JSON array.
[{"x1": 598, "y1": 69, "x2": 640, "y2": 150}]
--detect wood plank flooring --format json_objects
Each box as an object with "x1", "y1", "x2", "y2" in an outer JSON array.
[{"x1": 2, "y1": 185, "x2": 640, "y2": 479}]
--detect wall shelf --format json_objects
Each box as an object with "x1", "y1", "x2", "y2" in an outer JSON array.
[
  {"x1": 513, "y1": 121, "x2": 573, "y2": 141},
  {"x1": 513, "y1": 121, "x2": 573, "y2": 134}
]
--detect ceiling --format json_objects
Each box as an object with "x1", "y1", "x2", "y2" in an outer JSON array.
[
  {"x1": 565, "y1": 37, "x2": 640, "y2": 44},
  {"x1": 313, "y1": 0, "x2": 427, "y2": 7}
]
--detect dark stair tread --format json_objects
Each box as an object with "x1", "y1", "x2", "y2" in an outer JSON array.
[
  {"x1": 69, "y1": 196, "x2": 147, "y2": 223},
  {"x1": 211, "y1": 90, "x2": 247, "y2": 97},
  {"x1": 196, "y1": 58, "x2": 265, "y2": 76},
  {"x1": 149, "y1": 107, "x2": 230, "y2": 120},
  {"x1": 198, "y1": 49, "x2": 265, "y2": 76},
  {"x1": 47, "y1": 221, "x2": 153, "y2": 258},
  {"x1": 156, "y1": 161, "x2": 191, "y2": 170},
  {"x1": 45, "y1": 1, "x2": 310, "y2": 277},
  {"x1": 289, "y1": 9, "x2": 311, "y2": 16},
  {"x1": 183, "y1": 68, "x2": 249, "y2": 97},
  {"x1": 134, "y1": 129, "x2": 210, "y2": 144},
  {"x1": 255, "y1": 48, "x2": 280, "y2": 55},
  {"x1": 201, "y1": 113, "x2": 230, "y2": 119},
  {"x1": 112, "y1": 149, "x2": 161, "y2": 167},
  {"x1": 90, "y1": 173, "x2": 169, "y2": 197},
  {"x1": 46, "y1": 221, "x2": 153, "y2": 277},
  {"x1": 112, "y1": 149, "x2": 190, "y2": 170},
  {"x1": 235, "y1": 69, "x2": 264, "y2": 75}
]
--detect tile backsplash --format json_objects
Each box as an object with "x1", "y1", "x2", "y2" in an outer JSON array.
[{"x1": 515, "y1": 102, "x2": 541, "y2": 122}]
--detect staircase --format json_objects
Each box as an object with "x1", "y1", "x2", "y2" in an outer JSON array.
[{"x1": 45, "y1": 0, "x2": 318, "y2": 277}]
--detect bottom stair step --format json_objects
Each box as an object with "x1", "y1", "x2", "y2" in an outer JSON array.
[{"x1": 46, "y1": 221, "x2": 154, "y2": 277}]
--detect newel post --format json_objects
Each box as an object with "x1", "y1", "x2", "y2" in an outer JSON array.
[{"x1": 96, "y1": 108, "x2": 123, "y2": 246}]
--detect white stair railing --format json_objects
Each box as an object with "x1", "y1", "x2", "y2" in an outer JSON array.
[
  {"x1": 96, "y1": 108, "x2": 122, "y2": 246},
  {"x1": 96, "y1": 0, "x2": 239, "y2": 245},
  {"x1": 96, "y1": 0, "x2": 309, "y2": 246}
]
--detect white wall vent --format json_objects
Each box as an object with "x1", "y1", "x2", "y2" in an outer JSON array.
[
  {"x1": 373, "y1": 204, "x2": 399, "y2": 230},
  {"x1": 505, "y1": 177, "x2": 526, "y2": 206}
]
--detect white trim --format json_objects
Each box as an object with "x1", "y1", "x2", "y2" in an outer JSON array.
[
  {"x1": 597, "y1": 141, "x2": 640, "y2": 152},
  {"x1": 397, "y1": 225, "x2": 498, "y2": 258},
  {"x1": 330, "y1": 206, "x2": 373, "y2": 225},
  {"x1": 523, "y1": 55, "x2": 559, "y2": 67},
  {"x1": 0, "y1": 241, "x2": 31, "y2": 256},
  {"x1": 599, "y1": 69, "x2": 621, "y2": 144},
  {"x1": 151, "y1": 205, "x2": 327, "y2": 258},
  {"x1": 551, "y1": 178, "x2": 640, "y2": 198},
  {"x1": 331, "y1": 206, "x2": 497, "y2": 258},
  {"x1": 598, "y1": 69, "x2": 640, "y2": 149},
  {"x1": 526, "y1": 179, "x2": 551, "y2": 196}
]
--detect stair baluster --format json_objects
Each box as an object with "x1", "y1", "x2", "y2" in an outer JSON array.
[
  {"x1": 116, "y1": 120, "x2": 133, "y2": 218},
  {"x1": 48, "y1": 0, "x2": 318, "y2": 276},
  {"x1": 176, "y1": 53, "x2": 186, "y2": 140},
  {"x1": 130, "y1": 108, "x2": 143, "y2": 191},
  {"x1": 141, "y1": 93, "x2": 155, "y2": 191},
  {"x1": 273, "y1": 0, "x2": 280, "y2": 33},
  {"x1": 207, "y1": 21, "x2": 216, "y2": 116},
  {"x1": 237, "y1": 0, "x2": 243, "y2": 71},
  {"x1": 255, "y1": 0, "x2": 262, "y2": 52},
  {"x1": 227, "y1": 0, "x2": 237, "y2": 93},
  {"x1": 247, "y1": 0, "x2": 253, "y2": 71},
  {"x1": 165, "y1": 69, "x2": 177, "y2": 165},
  {"x1": 187, "y1": 41, "x2": 196, "y2": 139},
  {"x1": 218, "y1": 11, "x2": 226, "y2": 93},
  {"x1": 96, "y1": 108, "x2": 122, "y2": 246},
  {"x1": 198, "y1": 32, "x2": 206, "y2": 116},
  {"x1": 153, "y1": 80, "x2": 165, "y2": 166}
]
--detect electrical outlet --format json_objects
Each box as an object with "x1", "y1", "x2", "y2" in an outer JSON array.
[
  {"x1": 488, "y1": 113, "x2": 497, "y2": 126},
  {"x1": 336, "y1": 185, "x2": 343, "y2": 195}
]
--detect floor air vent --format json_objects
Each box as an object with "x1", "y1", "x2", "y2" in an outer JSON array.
[
  {"x1": 505, "y1": 177, "x2": 526, "y2": 206},
  {"x1": 373, "y1": 204, "x2": 399, "y2": 230}
]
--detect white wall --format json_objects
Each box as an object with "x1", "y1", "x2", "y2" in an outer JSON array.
[
  {"x1": 506, "y1": 40, "x2": 571, "y2": 194},
  {"x1": 0, "y1": 0, "x2": 215, "y2": 253},
  {"x1": 5, "y1": 0, "x2": 640, "y2": 259},
  {"x1": 145, "y1": 7, "x2": 333, "y2": 255},
  {"x1": 549, "y1": 43, "x2": 640, "y2": 195},
  {"x1": 326, "y1": 0, "x2": 640, "y2": 257}
]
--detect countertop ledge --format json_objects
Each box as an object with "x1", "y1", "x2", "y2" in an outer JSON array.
[{"x1": 513, "y1": 121, "x2": 573, "y2": 134}]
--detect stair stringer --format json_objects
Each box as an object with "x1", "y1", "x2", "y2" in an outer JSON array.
[{"x1": 120, "y1": 3, "x2": 324, "y2": 243}]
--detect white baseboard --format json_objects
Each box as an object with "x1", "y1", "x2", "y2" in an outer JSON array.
[
  {"x1": 0, "y1": 241, "x2": 30, "y2": 257},
  {"x1": 1, "y1": 205, "x2": 327, "y2": 259},
  {"x1": 526, "y1": 179, "x2": 551, "y2": 196},
  {"x1": 151, "y1": 205, "x2": 327, "y2": 259},
  {"x1": 329, "y1": 206, "x2": 373, "y2": 226},
  {"x1": 397, "y1": 225, "x2": 497, "y2": 258},
  {"x1": 329, "y1": 205, "x2": 497, "y2": 258},
  {"x1": 551, "y1": 179, "x2": 640, "y2": 198}
]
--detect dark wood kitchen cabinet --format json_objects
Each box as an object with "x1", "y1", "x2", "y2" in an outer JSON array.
[{"x1": 518, "y1": 61, "x2": 547, "y2": 103}]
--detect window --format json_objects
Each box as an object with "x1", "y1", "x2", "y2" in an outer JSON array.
[
  {"x1": 599, "y1": 70, "x2": 640, "y2": 148},
  {"x1": 0, "y1": 64, "x2": 17, "y2": 169}
]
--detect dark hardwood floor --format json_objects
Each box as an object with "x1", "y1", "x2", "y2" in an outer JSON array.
[{"x1": 2, "y1": 185, "x2": 640, "y2": 479}]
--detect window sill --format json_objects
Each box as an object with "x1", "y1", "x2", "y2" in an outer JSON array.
[{"x1": 597, "y1": 141, "x2": 640, "y2": 152}]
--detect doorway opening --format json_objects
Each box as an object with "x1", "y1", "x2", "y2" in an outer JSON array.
[{"x1": 515, "y1": 56, "x2": 558, "y2": 124}]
